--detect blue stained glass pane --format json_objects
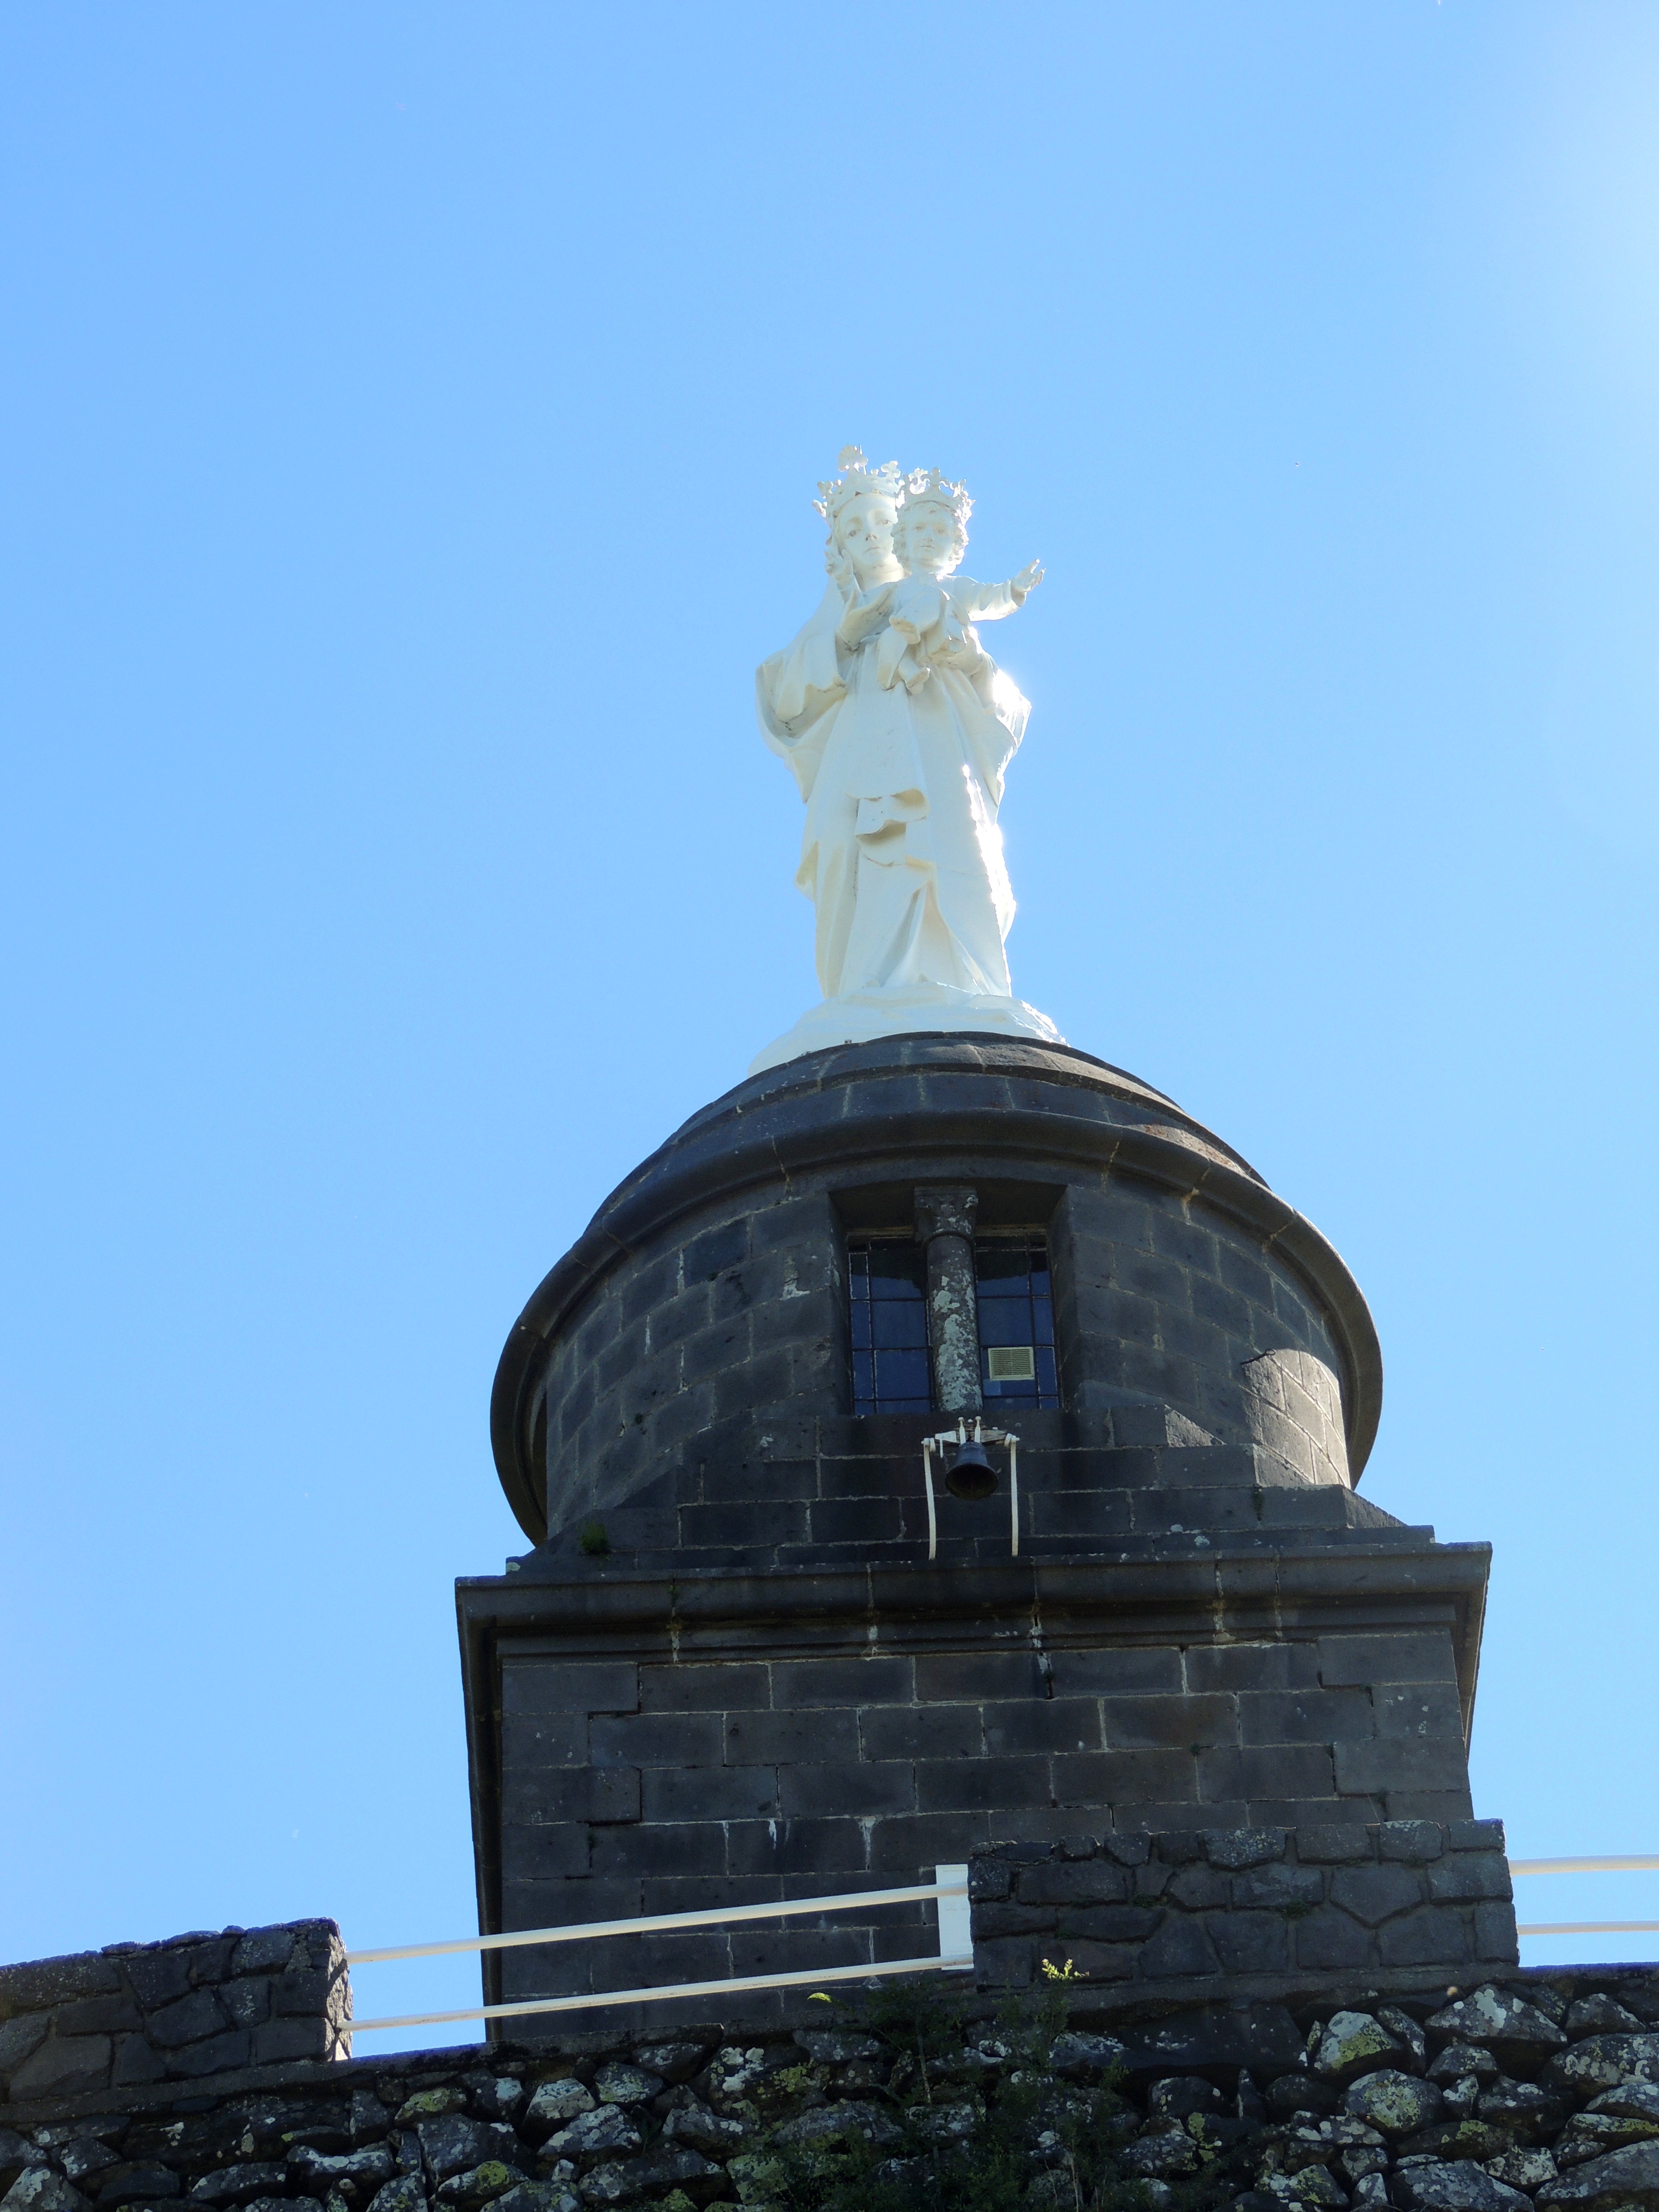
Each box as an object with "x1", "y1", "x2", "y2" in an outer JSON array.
[
  {"x1": 984, "y1": 1360, "x2": 1036, "y2": 1399},
  {"x1": 975, "y1": 1250, "x2": 1030, "y2": 1293},
  {"x1": 853, "y1": 1350, "x2": 875, "y2": 1407},
  {"x1": 867, "y1": 1245, "x2": 926, "y2": 1296},
  {"x1": 1036, "y1": 1346, "x2": 1058, "y2": 1395},
  {"x1": 1033, "y1": 1299, "x2": 1055, "y2": 1346},
  {"x1": 872, "y1": 1301, "x2": 927, "y2": 1349},
  {"x1": 851, "y1": 1303, "x2": 872, "y2": 1350},
  {"x1": 875, "y1": 1347, "x2": 931, "y2": 1404},
  {"x1": 977, "y1": 1296, "x2": 1034, "y2": 1346}
]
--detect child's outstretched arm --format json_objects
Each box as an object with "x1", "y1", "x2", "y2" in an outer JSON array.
[{"x1": 954, "y1": 561, "x2": 1044, "y2": 623}]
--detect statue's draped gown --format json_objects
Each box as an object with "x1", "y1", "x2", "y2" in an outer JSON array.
[{"x1": 756, "y1": 576, "x2": 1029, "y2": 1003}]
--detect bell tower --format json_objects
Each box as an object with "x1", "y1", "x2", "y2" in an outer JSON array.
[{"x1": 458, "y1": 1032, "x2": 1513, "y2": 2031}]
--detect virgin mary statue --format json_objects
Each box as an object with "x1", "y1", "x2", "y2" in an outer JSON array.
[{"x1": 751, "y1": 447, "x2": 1061, "y2": 1076}]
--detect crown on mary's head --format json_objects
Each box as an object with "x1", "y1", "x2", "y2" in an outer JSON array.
[
  {"x1": 815, "y1": 445, "x2": 904, "y2": 523},
  {"x1": 901, "y1": 466, "x2": 973, "y2": 528}
]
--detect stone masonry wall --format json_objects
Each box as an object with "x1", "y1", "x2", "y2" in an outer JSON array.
[
  {"x1": 538, "y1": 1169, "x2": 1352, "y2": 1543},
  {"x1": 0, "y1": 1926, "x2": 350, "y2": 2107},
  {"x1": 5, "y1": 1951, "x2": 1659, "y2": 2212},
  {"x1": 487, "y1": 1626, "x2": 1476, "y2": 2021},
  {"x1": 521, "y1": 1035, "x2": 1378, "y2": 1551},
  {"x1": 972, "y1": 1821, "x2": 1518, "y2": 2003}
]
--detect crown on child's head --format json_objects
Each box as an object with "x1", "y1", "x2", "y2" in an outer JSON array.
[
  {"x1": 815, "y1": 445, "x2": 904, "y2": 525},
  {"x1": 901, "y1": 467, "x2": 973, "y2": 529}
]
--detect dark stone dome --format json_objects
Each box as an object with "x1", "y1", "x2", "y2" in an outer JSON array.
[{"x1": 490, "y1": 1035, "x2": 1383, "y2": 1559}]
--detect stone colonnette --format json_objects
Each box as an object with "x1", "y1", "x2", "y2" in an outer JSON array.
[{"x1": 464, "y1": 1035, "x2": 1505, "y2": 2028}]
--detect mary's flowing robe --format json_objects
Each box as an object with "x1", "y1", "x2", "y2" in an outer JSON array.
[{"x1": 756, "y1": 576, "x2": 1030, "y2": 1003}]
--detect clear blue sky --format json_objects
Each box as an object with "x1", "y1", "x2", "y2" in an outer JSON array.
[{"x1": 3, "y1": 4, "x2": 1656, "y2": 2047}]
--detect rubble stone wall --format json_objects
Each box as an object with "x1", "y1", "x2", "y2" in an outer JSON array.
[
  {"x1": 0, "y1": 1925, "x2": 349, "y2": 2108},
  {"x1": 3, "y1": 1959, "x2": 1659, "y2": 2212},
  {"x1": 973, "y1": 1821, "x2": 1519, "y2": 2004}
]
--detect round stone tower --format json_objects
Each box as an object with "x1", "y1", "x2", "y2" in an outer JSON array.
[{"x1": 459, "y1": 1034, "x2": 1497, "y2": 2029}]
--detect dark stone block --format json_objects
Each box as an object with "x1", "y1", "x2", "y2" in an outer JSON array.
[
  {"x1": 53, "y1": 1993, "x2": 143, "y2": 2035},
  {"x1": 1238, "y1": 1691, "x2": 1374, "y2": 1746},
  {"x1": 7, "y1": 2032, "x2": 112, "y2": 2099},
  {"x1": 859, "y1": 1705, "x2": 981, "y2": 1762},
  {"x1": 726, "y1": 1708, "x2": 859, "y2": 1764},
  {"x1": 974, "y1": 1936, "x2": 1035, "y2": 1987},
  {"x1": 1330, "y1": 1862, "x2": 1427, "y2": 1924},
  {"x1": 144, "y1": 1990, "x2": 227, "y2": 2048},
  {"x1": 642, "y1": 1765, "x2": 778, "y2": 1822},
  {"x1": 638, "y1": 1662, "x2": 770, "y2": 1713},
  {"x1": 1378, "y1": 1906, "x2": 1475, "y2": 1967},
  {"x1": 916, "y1": 1756, "x2": 1051, "y2": 1815},
  {"x1": 1120, "y1": 2001, "x2": 1305, "y2": 2076},
  {"x1": 684, "y1": 1216, "x2": 750, "y2": 1282},
  {"x1": 1154, "y1": 1830, "x2": 1207, "y2": 1864},
  {"x1": 1047, "y1": 1648, "x2": 1185, "y2": 1696},
  {"x1": 502, "y1": 1660, "x2": 638, "y2": 1717},
  {"x1": 913, "y1": 1651, "x2": 1044, "y2": 1702},
  {"x1": 1137, "y1": 1914, "x2": 1220, "y2": 1979},
  {"x1": 1298, "y1": 1823, "x2": 1375, "y2": 1862},
  {"x1": 1103, "y1": 1834, "x2": 1152, "y2": 1866},
  {"x1": 164, "y1": 2029, "x2": 252, "y2": 2077},
  {"x1": 1295, "y1": 1907, "x2": 1378, "y2": 1971},
  {"x1": 1202, "y1": 1827, "x2": 1287, "y2": 1870},
  {"x1": 93, "y1": 2163, "x2": 180, "y2": 2201},
  {"x1": 975, "y1": 1901, "x2": 1064, "y2": 1938},
  {"x1": 1378, "y1": 1819, "x2": 1449, "y2": 1862},
  {"x1": 1474, "y1": 1900, "x2": 1520, "y2": 1964},
  {"x1": 0, "y1": 2013, "x2": 49, "y2": 2084},
  {"x1": 1056, "y1": 1904, "x2": 1161, "y2": 1943},
  {"x1": 500, "y1": 1823, "x2": 590, "y2": 1880},
  {"x1": 779, "y1": 1759, "x2": 912, "y2": 1818},
  {"x1": 1373, "y1": 1685, "x2": 1467, "y2": 1740},
  {"x1": 1049, "y1": 1938, "x2": 1137, "y2": 1981},
  {"x1": 1449, "y1": 1819, "x2": 1507, "y2": 1853},
  {"x1": 1206, "y1": 1911, "x2": 1290, "y2": 1973},
  {"x1": 1318, "y1": 1633, "x2": 1458, "y2": 1689},
  {"x1": 589, "y1": 1713, "x2": 721, "y2": 1768},
  {"x1": 725, "y1": 1817, "x2": 866, "y2": 1876},
  {"x1": 1198, "y1": 1744, "x2": 1336, "y2": 1803},
  {"x1": 1428, "y1": 1854, "x2": 1512, "y2": 1904},
  {"x1": 0, "y1": 1953, "x2": 122, "y2": 2012},
  {"x1": 772, "y1": 1657, "x2": 913, "y2": 1707},
  {"x1": 986, "y1": 1697, "x2": 1104, "y2": 1758},
  {"x1": 1184, "y1": 1643, "x2": 1321, "y2": 1694},
  {"x1": 502, "y1": 1875, "x2": 644, "y2": 1936},
  {"x1": 1165, "y1": 1863, "x2": 1232, "y2": 1910},
  {"x1": 500, "y1": 1710, "x2": 588, "y2": 1769},
  {"x1": 123, "y1": 1951, "x2": 195, "y2": 2009},
  {"x1": 1231, "y1": 1863, "x2": 1323, "y2": 1909},
  {"x1": 1102, "y1": 1694, "x2": 1236, "y2": 1750},
  {"x1": 1337, "y1": 1742, "x2": 1469, "y2": 1797},
  {"x1": 1013, "y1": 1861, "x2": 1130, "y2": 1907},
  {"x1": 109, "y1": 2031, "x2": 168, "y2": 2087},
  {"x1": 868, "y1": 1810, "x2": 992, "y2": 1871},
  {"x1": 218, "y1": 1977, "x2": 271, "y2": 2026},
  {"x1": 588, "y1": 1770, "x2": 642, "y2": 1825},
  {"x1": 269, "y1": 1967, "x2": 338, "y2": 2019}
]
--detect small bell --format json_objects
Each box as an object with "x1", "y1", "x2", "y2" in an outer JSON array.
[{"x1": 946, "y1": 1432, "x2": 997, "y2": 1502}]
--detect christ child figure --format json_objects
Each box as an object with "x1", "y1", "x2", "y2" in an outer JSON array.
[{"x1": 872, "y1": 469, "x2": 1044, "y2": 695}]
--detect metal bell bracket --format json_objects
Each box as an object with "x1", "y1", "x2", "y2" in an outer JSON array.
[{"x1": 920, "y1": 1419, "x2": 1022, "y2": 1563}]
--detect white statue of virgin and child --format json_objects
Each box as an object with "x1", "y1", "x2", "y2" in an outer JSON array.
[{"x1": 751, "y1": 446, "x2": 1063, "y2": 1076}]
